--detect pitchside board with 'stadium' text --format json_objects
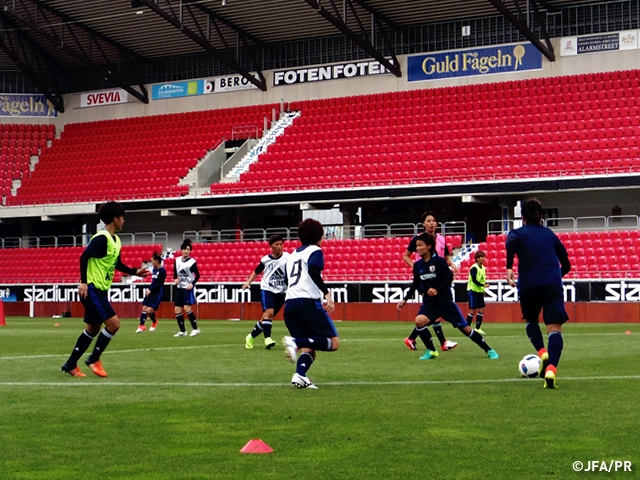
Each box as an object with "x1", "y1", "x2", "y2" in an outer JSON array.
[{"x1": 1, "y1": 280, "x2": 639, "y2": 304}]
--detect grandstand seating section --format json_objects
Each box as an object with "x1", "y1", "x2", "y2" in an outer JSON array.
[
  {"x1": 5, "y1": 70, "x2": 640, "y2": 202},
  {"x1": 1, "y1": 232, "x2": 639, "y2": 284},
  {"x1": 5, "y1": 106, "x2": 275, "y2": 206},
  {"x1": 213, "y1": 69, "x2": 640, "y2": 194},
  {"x1": 0, "y1": 244, "x2": 162, "y2": 284},
  {"x1": 1, "y1": 124, "x2": 53, "y2": 203},
  {"x1": 463, "y1": 230, "x2": 640, "y2": 279}
]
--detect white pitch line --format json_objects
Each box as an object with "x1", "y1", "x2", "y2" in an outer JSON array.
[
  {"x1": 0, "y1": 331, "x2": 635, "y2": 361},
  {"x1": 0, "y1": 375, "x2": 639, "y2": 388},
  {"x1": 0, "y1": 343, "x2": 240, "y2": 360}
]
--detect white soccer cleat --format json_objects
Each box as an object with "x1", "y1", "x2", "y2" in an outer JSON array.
[
  {"x1": 135, "y1": 326, "x2": 146, "y2": 333},
  {"x1": 189, "y1": 329, "x2": 201, "y2": 337},
  {"x1": 291, "y1": 372, "x2": 318, "y2": 389},
  {"x1": 174, "y1": 331, "x2": 188, "y2": 337},
  {"x1": 282, "y1": 336, "x2": 298, "y2": 363},
  {"x1": 442, "y1": 340, "x2": 458, "y2": 351}
]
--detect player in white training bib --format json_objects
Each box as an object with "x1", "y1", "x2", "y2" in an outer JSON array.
[
  {"x1": 282, "y1": 219, "x2": 339, "y2": 390},
  {"x1": 243, "y1": 234, "x2": 290, "y2": 350}
]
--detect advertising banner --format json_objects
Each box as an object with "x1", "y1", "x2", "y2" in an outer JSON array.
[
  {"x1": 0, "y1": 94, "x2": 57, "y2": 117},
  {"x1": 407, "y1": 43, "x2": 542, "y2": 82},
  {"x1": 152, "y1": 80, "x2": 206, "y2": 100},
  {"x1": 3, "y1": 280, "x2": 638, "y2": 304},
  {"x1": 214, "y1": 73, "x2": 260, "y2": 93},
  {"x1": 80, "y1": 89, "x2": 129, "y2": 108},
  {"x1": 273, "y1": 59, "x2": 393, "y2": 86},
  {"x1": 152, "y1": 73, "x2": 259, "y2": 100},
  {"x1": 561, "y1": 30, "x2": 639, "y2": 56}
]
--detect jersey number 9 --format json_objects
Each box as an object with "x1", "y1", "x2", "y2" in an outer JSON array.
[{"x1": 289, "y1": 259, "x2": 302, "y2": 287}]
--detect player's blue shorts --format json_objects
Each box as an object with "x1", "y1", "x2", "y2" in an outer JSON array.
[
  {"x1": 143, "y1": 292, "x2": 162, "y2": 310},
  {"x1": 468, "y1": 291, "x2": 486, "y2": 309},
  {"x1": 418, "y1": 301, "x2": 468, "y2": 329},
  {"x1": 284, "y1": 298, "x2": 338, "y2": 339},
  {"x1": 81, "y1": 284, "x2": 116, "y2": 324},
  {"x1": 261, "y1": 290, "x2": 285, "y2": 314},
  {"x1": 519, "y1": 284, "x2": 568, "y2": 325},
  {"x1": 174, "y1": 287, "x2": 195, "y2": 307}
]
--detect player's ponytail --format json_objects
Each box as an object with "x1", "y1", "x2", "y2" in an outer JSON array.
[{"x1": 152, "y1": 251, "x2": 162, "y2": 263}]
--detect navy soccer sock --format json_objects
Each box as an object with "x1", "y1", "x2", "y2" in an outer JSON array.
[
  {"x1": 432, "y1": 323, "x2": 446, "y2": 346},
  {"x1": 175, "y1": 313, "x2": 186, "y2": 332},
  {"x1": 187, "y1": 311, "x2": 198, "y2": 330},
  {"x1": 262, "y1": 320, "x2": 273, "y2": 338},
  {"x1": 476, "y1": 313, "x2": 484, "y2": 329},
  {"x1": 547, "y1": 331, "x2": 564, "y2": 368},
  {"x1": 64, "y1": 330, "x2": 95, "y2": 368},
  {"x1": 463, "y1": 327, "x2": 491, "y2": 352},
  {"x1": 466, "y1": 313, "x2": 475, "y2": 328},
  {"x1": 296, "y1": 352, "x2": 314, "y2": 376},
  {"x1": 87, "y1": 327, "x2": 116, "y2": 364},
  {"x1": 416, "y1": 325, "x2": 435, "y2": 351},
  {"x1": 139, "y1": 311, "x2": 148, "y2": 326},
  {"x1": 149, "y1": 312, "x2": 156, "y2": 323},
  {"x1": 525, "y1": 322, "x2": 545, "y2": 352},
  {"x1": 294, "y1": 337, "x2": 332, "y2": 351},
  {"x1": 408, "y1": 327, "x2": 419, "y2": 341},
  {"x1": 250, "y1": 321, "x2": 264, "y2": 338}
]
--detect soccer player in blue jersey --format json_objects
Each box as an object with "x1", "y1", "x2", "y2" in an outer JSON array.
[
  {"x1": 173, "y1": 239, "x2": 201, "y2": 337},
  {"x1": 136, "y1": 251, "x2": 166, "y2": 333},
  {"x1": 506, "y1": 198, "x2": 571, "y2": 389},
  {"x1": 61, "y1": 201, "x2": 149, "y2": 378},
  {"x1": 397, "y1": 232, "x2": 499, "y2": 361},
  {"x1": 282, "y1": 218, "x2": 339, "y2": 389},
  {"x1": 402, "y1": 211, "x2": 458, "y2": 352},
  {"x1": 243, "y1": 234, "x2": 289, "y2": 350}
]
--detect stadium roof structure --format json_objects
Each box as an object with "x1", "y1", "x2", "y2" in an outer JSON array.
[{"x1": 0, "y1": 0, "x2": 601, "y2": 111}]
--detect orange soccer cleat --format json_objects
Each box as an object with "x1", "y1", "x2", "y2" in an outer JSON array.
[{"x1": 86, "y1": 360, "x2": 108, "y2": 378}]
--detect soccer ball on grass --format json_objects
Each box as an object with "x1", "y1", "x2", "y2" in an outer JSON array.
[{"x1": 518, "y1": 354, "x2": 541, "y2": 378}]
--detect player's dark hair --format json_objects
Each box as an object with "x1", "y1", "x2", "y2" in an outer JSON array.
[
  {"x1": 297, "y1": 218, "x2": 324, "y2": 245},
  {"x1": 421, "y1": 210, "x2": 437, "y2": 223},
  {"x1": 98, "y1": 201, "x2": 125, "y2": 225},
  {"x1": 475, "y1": 250, "x2": 486, "y2": 260},
  {"x1": 416, "y1": 232, "x2": 436, "y2": 250},
  {"x1": 180, "y1": 239, "x2": 193, "y2": 250},
  {"x1": 268, "y1": 234, "x2": 284, "y2": 245},
  {"x1": 522, "y1": 198, "x2": 543, "y2": 224},
  {"x1": 152, "y1": 251, "x2": 162, "y2": 263}
]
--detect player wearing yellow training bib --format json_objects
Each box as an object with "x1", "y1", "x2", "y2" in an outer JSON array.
[
  {"x1": 61, "y1": 202, "x2": 149, "y2": 378},
  {"x1": 466, "y1": 250, "x2": 487, "y2": 334}
]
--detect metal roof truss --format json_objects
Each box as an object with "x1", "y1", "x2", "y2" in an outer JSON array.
[
  {"x1": 138, "y1": 0, "x2": 267, "y2": 91},
  {"x1": 2, "y1": 0, "x2": 150, "y2": 103}
]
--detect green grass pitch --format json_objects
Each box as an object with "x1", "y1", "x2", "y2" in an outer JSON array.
[{"x1": 0, "y1": 317, "x2": 638, "y2": 479}]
